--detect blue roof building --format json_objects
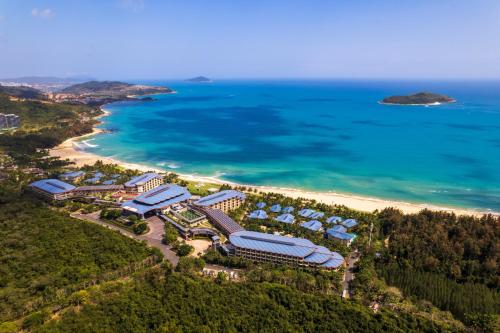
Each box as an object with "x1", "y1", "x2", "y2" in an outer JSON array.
[
  {"x1": 342, "y1": 219, "x2": 358, "y2": 228},
  {"x1": 59, "y1": 171, "x2": 85, "y2": 181},
  {"x1": 326, "y1": 229, "x2": 357, "y2": 246},
  {"x1": 310, "y1": 211, "x2": 324, "y2": 219},
  {"x1": 282, "y1": 206, "x2": 294, "y2": 213},
  {"x1": 275, "y1": 213, "x2": 295, "y2": 224},
  {"x1": 256, "y1": 202, "x2": 266, "y2": 209},
  {"x1": 229, "y1": 230, "x2": 344, "y2": 270},
  {"x1": 194, "y1": 190, "x2": 246, "y2": 213},
  {"x1": 300, "y1": 220, "x2": 323, "y2": 232},
  {"x1": 124, "y1": 172, "x2": 163, "y2": 193},
  {"x1": 330, "y1": 225, "x2": 347, "y2": 233},
  {"x1": 121, "y1": 184, "x2": 191, "y2": 218},
  {"x1": 248, "y1": 209, "x2": 268, "y2": 219},
  {"x1": 84, "y1": 177, "x2": 101, "y2": 184},
  {"x1": 270, "y1": 204, "x2": 282, "y2": 213},
  {"x1": 29, "y1": 179, "x2": 76, "y2": 200},
  {"x1": 298, "y1": 208, "x2": 315, "y2": 218},
  {"x1": 326, "y1": 216, "x2": 343, "y2": 224},
  {"x1": 102, "y1": 180, "x2": 116, "y2": 185}
]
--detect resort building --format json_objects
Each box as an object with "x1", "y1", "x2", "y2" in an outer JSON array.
[
  {"x1": 124, "y1": 172, "x2": 163, "y2": 193},
  {"x1": 342, "y1": 219, "x2": 358, "y2": 229},
  {"x1": 300, "y1": 220, "x2": 323, "y2": 232},
  {"x1": 270, "y1": 204, "x2": 282, "y2": 213},
  {"x1": 29, "y1": 179, "x2": 76, "y2": 201},
  {"x1": 282, "y1": 206, "x2": 294, "y2": 213},
  {"x1": 121, "y1": 184, "x2": 191, "y2": 219},
  {"x1": 298, "y1": 208, "x2": 315, "y2": 218},
  {"x1": 330, "y1": 225, "x2": 347, "y2": 233},
  {"x1": 193, "y1": 190, "x2": 246, "y2": 213},
  {"x1": 59, "y1": 171, "x2": 85, "y2": 182},
  {"x1": 228, "y1": 230, "x2": 345, "y2": 270},
  {"x1": 310, "y1": 211, "x2": 324, "y2": 219},
  {"x1": 196, "y1": 207, "x2": 245, "y2": 236},
  {"x1": 256, "y1": 202, "x2": 266, "y2": 209},
  {"x1": 72, "y1": 185, "x2": 124, "y2": 197},
  {"x1": 326, "y1": 229, "x2": 357, "y2": 246},
  {"x1": 249, "y1": 209, "x2": 268, "y2": 219},
  {"x1": 275, "y1": 213, "x2": 295, "y2": 224},
  {"x1": 326, "y1": 216, "x2": 343, "y2": 224},
  {"x1": 0, "y1": 113, "x2": 20, "y2": 129}
]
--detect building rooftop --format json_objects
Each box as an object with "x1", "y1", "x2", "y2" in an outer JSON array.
[
  {"x1": 342, "y1": 219, "x2": 358, "y2": 228},
  {"x1": 198, "y1": 207, "x2": 245, "y2": 235},
  {"x1": 229, "y1": 230, "x2": 344, "y2": 268},
  {"x1": 121, "y1": 184, "x2": 191, "y2": 215},
  {"x1": 59, "y1": 171, "x2": 85, "y2": 179},
  {"x1": 75, "y1": 185, "x2": 124, "y2": 192},
  {"x1": 298, "y1": 208, "x2": 315, "y2": 218},
  {"x1": 300, "y1": 220, "x2": 323, "y2": 231},
  {"x1": 124, "y1": 172, "x2": 161, "y2": 187},
  {"x1": 30, "y1": 179, "x2": 76, "y2": 194},
  {"x1": 194, "y1": 190, "x2": 246, "y2": 207},
  {"x1": 256, "y1": 202, "x2": 266, "y2": 209},
  {"x1": 329, "y1": 225, "x2": 347, "y2": 233},
  {"x1": 270, "y1": 204, "x2": 282, "y2": 213},
  {"x1": 310, "y1": 211, "x2": 324, "y2": 219},
  {"x1": 327, "y1": 230, "x2": 357, "y2": 241},
  {"x1": 282, "y1": 206, "x2": 294, "y2": 213},
  {"x1": 102, "y1": 180, "x2": 116, "y2": 185},
  {"x1": 249, "y1": 209, "x2": 268, "y2": 219},
  {"x1": 326, "y1": 216, "x2": 343, "y2": 224},
  {"x1": 275, "y1": 213, "x2": 295, "y2": 224}
]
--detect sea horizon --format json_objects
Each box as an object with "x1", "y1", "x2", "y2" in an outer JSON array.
[{"x1": 79, "y1": 79, "x2": 500, "y2": 212}]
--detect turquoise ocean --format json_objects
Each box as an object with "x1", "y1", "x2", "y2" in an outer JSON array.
[{"x1": 81, "y1": 80, "x2": 500, "y2": 212}]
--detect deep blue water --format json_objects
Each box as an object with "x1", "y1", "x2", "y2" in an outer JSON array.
[{"x1": 82, "y1": 80, "x2": 500, "y2": 212}]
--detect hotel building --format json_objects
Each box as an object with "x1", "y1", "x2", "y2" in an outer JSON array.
[
  {"x1": 124, "y1": 173, "x2": 163, "y2": 193},
  {"x1": 193, "y1": 190, "x2": 246, "y2": 213},
  {"x1": 29, "y1": 179, "x2": 76, "y2": 201}
]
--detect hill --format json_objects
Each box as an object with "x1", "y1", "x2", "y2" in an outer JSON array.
[
  {"x1": 381, "y1": 92, "x2": 455, "y2": 105},
  {"x1": 61, "y1": 81, "x2": 173, "y2": 97},
  {"x1": 0, "y1": 76, "x2": 92, "y2": 85},
  {"x1": 0, "y1": 85, "x2": 46, "y2": 100}
]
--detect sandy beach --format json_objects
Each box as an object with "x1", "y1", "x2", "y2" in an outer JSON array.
[{"x1": 49, "y1": 111, "x2": 494, "y2": 217}]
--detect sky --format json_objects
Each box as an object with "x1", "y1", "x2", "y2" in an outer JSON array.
[{"x1": 0, "y1": 0, "x2": 499, "y2": 80}]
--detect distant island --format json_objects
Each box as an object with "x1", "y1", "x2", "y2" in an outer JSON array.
[
  {"x1": 185, "y1": 76, "x2": 212, "y2": 83},
  {"x1": 381, "y1": 92, "x2": 455, "y2": 105}
]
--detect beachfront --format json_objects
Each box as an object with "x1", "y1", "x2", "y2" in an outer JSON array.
[{"x1": 49, "y1": 123, "x2": 493, "y2": 217}]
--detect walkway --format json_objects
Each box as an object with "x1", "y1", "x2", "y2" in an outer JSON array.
[
  {"x1": 71, "y1": 212, "x2": 179, "y2": 265},
  {"x1": 341, "y1": 250, "x2": 360, "y2": 299}
]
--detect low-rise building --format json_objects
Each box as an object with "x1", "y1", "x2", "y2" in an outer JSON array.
[
  {"x1": 121, "y1": 184, "x2": 191, "y2": 219},
  {"x1": 124, "y1": 172, "x2": 163, "y2": 193},
  {"x1": 29, "y1": 179, "x2": 76, "y2": 200},
  {"x1": 0, "y1": 113, "x2": 20, "y2": 129},
  {"x1": 196, "y1": 207, "x2": 245, "y2": 236},
  {"x1": 59, "y1": 170, "x2": 85, "y2": 182},
  {"x1": 72, "y1": 185, "x2": 124, "y2": 197},
  {"x1": 228, "y1": 230, "x2": 345, "y2": 270},
  {"x1": 326, "y1": 228, "x2": 357, "y2": 246},
  {"x1": 193, "y1": 190, "x2": 246, "y2": 213}
]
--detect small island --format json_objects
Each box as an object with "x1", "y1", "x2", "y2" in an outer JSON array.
[
  {"x1": 381, "y1": 92, "x2": 455, "y2": 105},
  {"x1": 185, "y1": 76, "x2": 212, "y2": 83}
]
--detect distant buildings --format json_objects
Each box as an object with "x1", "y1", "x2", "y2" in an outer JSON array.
[
  {"x1": 59, "y1": 170, "x2": 85, "y2": 182},
  {"x1": 0, "y1": 113, "x2": 20, "y2": 130},
  {"x1": 300, "y1": 220, "x2": 323, "y2": 232},
  {"x1": 121, "y1": 184, "x2": 191, "y2": 219},
  {"x1": 124, "y1": 172, "x2": 163, "y2": 193},
  {"x1": 29, "y1": 179, "x2": 75, "y2": 201},
  {"x1": 275, "y1": 213, "x2": 295, "y2": 224},
  {"x1": 248, "y1": 209, "x2": 268, "y2": 219},
  {"x1": 193, "y1": 190, "x2": 246, "y2": 213},
  {"x1": 228, "y1": 230, "x2": 345, "y2": 270}
]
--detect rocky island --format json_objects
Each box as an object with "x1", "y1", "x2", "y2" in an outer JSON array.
[
  {"x1": 185, "y1": 76, "x2": 212, "y2": 83},
  {"x1": 381, "y1": 92, "x2": 455, "y2": 105}
]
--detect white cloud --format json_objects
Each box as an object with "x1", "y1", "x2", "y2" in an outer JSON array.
[
  {"x1": 31, "y1": 8, "x2": 54, "y2": 19},
  {"x1": 119, "y1": 0, "x2": 144, "y2": 12}
]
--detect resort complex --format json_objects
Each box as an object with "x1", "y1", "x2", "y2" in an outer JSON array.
[{"x1": 0, "y1": 113, "x2": 20, "y2": 129}]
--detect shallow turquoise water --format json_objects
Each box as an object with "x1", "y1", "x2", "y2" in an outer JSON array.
[{"x1": 83, "y1": 80, "x2": 500, "y2": 212}]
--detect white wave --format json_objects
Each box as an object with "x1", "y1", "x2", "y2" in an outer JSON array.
[
  {"x1": 167, "y1": 163, "x2": 180, "y2": 169},
  {"x1": 81, "y1": 139, "x2": 99, "y2": 148}
]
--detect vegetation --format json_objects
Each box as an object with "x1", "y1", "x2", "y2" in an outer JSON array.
[
  {"x1": 31, "y1": 269, "x2": 458, "y2": 332},
  {"x1": 0, "y1": 85, "x2": 46, "y2": 99},
  {"x1": 61, "y1": 81, "x2": 172, "y2": 97},
  {"x1": 381, "y1": 92, "x2": 455, "y2": 105},
  {"x1": 176, "y1": 244, "x2": 194, "y2": 257},
  {"x1": 0, "y1": 196, "x2": 151, "y2": 322}
]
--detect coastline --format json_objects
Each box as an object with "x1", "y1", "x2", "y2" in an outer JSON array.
[{"x1": 48, "y1": 106, "x2": 495, "y2": 217}]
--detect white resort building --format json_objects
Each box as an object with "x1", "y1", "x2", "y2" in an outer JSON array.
[{"x1": 124, "y1": 172, "x2": 163, "y2": 193}]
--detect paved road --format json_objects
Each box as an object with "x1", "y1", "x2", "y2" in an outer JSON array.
[
  {"x1": 71, "y1": 212, "x2": 179, "y2": 265},
  {"x1": 342, "y1": 250, "x2": 360, "y2": 299}
]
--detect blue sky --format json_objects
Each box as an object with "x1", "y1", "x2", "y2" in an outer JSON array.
[{"x1": 0, "y1": 0, "x2": 499, "y2": 79}]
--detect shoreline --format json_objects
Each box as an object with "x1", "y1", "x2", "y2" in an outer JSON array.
[{"x1": 48, "y1": 106, "x2": 496, "y2": 218}]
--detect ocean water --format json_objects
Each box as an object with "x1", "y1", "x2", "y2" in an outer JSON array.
[{"x1": 84, "y1": 80, "x2": 500, "y2": 212}]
